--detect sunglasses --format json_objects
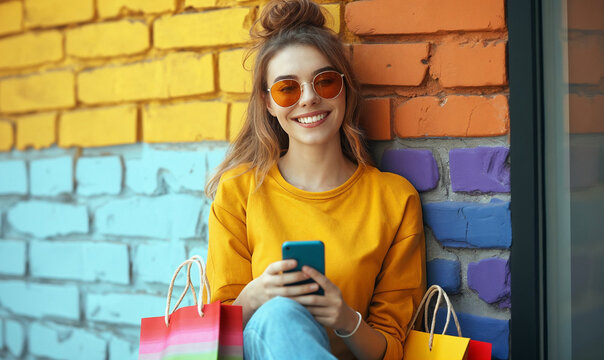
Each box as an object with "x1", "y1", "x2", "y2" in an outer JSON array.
[{"x1": 267, "y1": 70, "x2": 345, "y2": 108}]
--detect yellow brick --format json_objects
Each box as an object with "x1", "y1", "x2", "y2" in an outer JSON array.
[
  {"x1": 59, "y1": 105, "x2": 137, "y2": 147},
  {"x1": 0, "y1": 1, "x2": 23, "y2": 36},
  {"x1": 24, "y1": 0, "x2": 94, "y2": 27},
  {"x1": 219, "y1": 49, "x2": 253, "y2": 93},
  {"x1": 16, "y1": 112, "x2": 56, "y2": 150},
  {"x1": 143, "y1": 101, "x2": 227, "y2": 142},
  {"x1": 78, "y1": 52, "x2": 214, "y2": 104},
  {"x1": 0, "y1": 70, "x2": 75, "y2": 113},
  {"x1": 229, "y1": 102, "x2": 247, "y2": 140},
  {"x1": 66, "y1": 20, "x2": 149, "y2": 58},
  {"x1": 0, "y1": 121, "x2": 14, "y2": 151},
  {"x1": 185, "y1": 0, "x2": 215, "y2": 7},
  {"x1": 0, "y1": 31, "x2": 63, "y2": 69},
  {"x1": 322, "y1": 3, "x2": 340, "y2": 33},
  {"x1": 154, "y1": 8, "x2": 251, "y2": 49},
  {"x1": 97, "y1": 0, "x2": 175, "y2": 18}
]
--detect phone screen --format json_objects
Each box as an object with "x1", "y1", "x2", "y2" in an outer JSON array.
[{"x1": 282, "y1": 240, "x2": 325, "y2": 296}]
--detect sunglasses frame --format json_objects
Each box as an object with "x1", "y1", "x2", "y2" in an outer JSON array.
[{"x1": 267, "y1": 70, "x2": 345, "y2": 108}]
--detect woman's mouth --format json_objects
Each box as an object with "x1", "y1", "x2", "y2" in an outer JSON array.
[{"x1": 296, "y1": 112, "x2": 327, "y2": 124}]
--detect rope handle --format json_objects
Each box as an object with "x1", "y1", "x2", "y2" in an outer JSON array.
[
  {"x1": 405, "y1": 285, "x2": 463, "y2": 350},
  {"x1": 164, "y1": 255, "x2": 211, "y2": 327}
]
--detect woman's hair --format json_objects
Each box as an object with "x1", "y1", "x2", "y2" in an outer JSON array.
[{"x1": 204, "y1": 0, "x2": 372, "y2": 199}]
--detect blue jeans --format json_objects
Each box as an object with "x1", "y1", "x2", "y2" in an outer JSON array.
[{"x1": 243, "y1": 296, "x2": 338, "y2": 360}]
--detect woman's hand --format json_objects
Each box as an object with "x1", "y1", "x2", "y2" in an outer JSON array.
[
  {"x1": 291, "y1": 265, "x2": 359, "y2": 334},
  {"x1": 245, "y1": 259, "x2": 321, "y2": 311}
]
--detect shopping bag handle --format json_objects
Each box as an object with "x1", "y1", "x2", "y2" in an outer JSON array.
[
  {"x1": 164, "y1": 255, "x2": 211, "y2": 327},
  {"x1": 405, "y1": 285, "x2": 463, "y2": 350}
]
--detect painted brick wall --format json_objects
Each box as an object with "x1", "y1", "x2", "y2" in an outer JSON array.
[{"x1": 0, "y1": 0, "x2": 511, "y2": 359}]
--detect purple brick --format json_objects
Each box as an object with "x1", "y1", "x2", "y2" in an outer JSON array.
[
  {"x1": 435, "y1": 310, "x2": 509, "y2": 360},
  {"x1": 380, "y1": 149, "x2": 439, "y2": 192},
  {"x1": 427, "y1": 259, "x2": 461, "y2": 294},
  {"x1": 468, "y1": 258, "x2": 511, "y2": 308},
  {"x1": 423, "y1": 199, "x2": 511, "y2": 249},
  {"x1": 450, "y1": 147, "x2": 510, "y2": 193}
]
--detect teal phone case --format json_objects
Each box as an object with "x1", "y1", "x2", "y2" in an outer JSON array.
[{"x1": 282, "y1": 240, "x2": 325, "y2": 296}]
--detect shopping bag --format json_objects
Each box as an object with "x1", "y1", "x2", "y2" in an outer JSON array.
[
  {"x1": 467, "y1": 339, "x2": 492, "y2": 360},
  {"x1": 139, "y1": 256, "x2": 243, "y2": 360},
  {"x1": 403, "y1": 285, "x2": 470, "y2": 359}
]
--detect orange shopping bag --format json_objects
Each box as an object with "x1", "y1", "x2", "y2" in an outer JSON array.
[{"x1": 403, "y1": 285, "x2": 470, "y2": 359}]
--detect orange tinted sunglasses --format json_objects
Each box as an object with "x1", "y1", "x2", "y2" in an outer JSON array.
[{"x1": 267, "y1": 70, "x2": 345, "y2": 108}]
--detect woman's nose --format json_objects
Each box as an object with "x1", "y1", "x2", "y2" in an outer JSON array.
[{"x1": 298, "y1": 82, "x2": 320, "y2": 107}]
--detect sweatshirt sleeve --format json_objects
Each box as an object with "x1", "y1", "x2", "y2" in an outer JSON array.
[
  {"x1": 204, "y1": 171, "x2": 253, "y2": 305},
  {"x1": 366, "y1": 190, "x2": 427, "y2": 360}
]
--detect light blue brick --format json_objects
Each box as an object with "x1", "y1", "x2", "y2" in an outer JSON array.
[
  {"x1": 95, "y1": 194, "x2": 204, "y2": 239},
  {"x1": 206, "y1": 145, "x2": 228, "y2": 177},
  {"x1": 125, "y1": 147, "x2": 207, "y2": 194},
  {"x1": 187, "y1": 244, "x2": 209, "y2": 292},
  {"x1": 427, "y1": 259, "x2": 461, "y2": 294},
  {"x1": 30, "y1": 156, "x2": 73, "y2": 196},
  {"x1": 0, "y1": 160, "x2": 27, "y2": 195},
  {"x1": 134, "y1": 242, "x2": 186, "y2": 284},
  {"x1": 435, "y1": 310, "x2": 509, "y2": 360},
  {"x1": 110, "y1": 337, "x2": 137, "y2": 360},
  {"x1": 30, "y1": 241, "x2": 129, "y2": 284},
  {"x1": 0, "y1": 319, "x2": 3, "y2": 350},
  {"x1": 29, "y1": 322, "x2": 106, "y2": 360},
  {"x1": 423, "y1": 199, "x2": 511, "y2": 248},
  {"x1": 0, "y1": 281, "x2": 79, "y2": 320},
  {"x1": 5, "y1": 320, "x2": 24, "y2": 357},
  {"x1": 86, "y1": 293, "x2": 165, "y2": 326},
  {"x1": 0, "y1": 240, "x2": 26, "y2": 275},
  {"x1": 76, "y1": 156, "x2": 122, "y2": 196},
  {"x1": 7, "y1": 201, "x2": 88, "y2": 238}
]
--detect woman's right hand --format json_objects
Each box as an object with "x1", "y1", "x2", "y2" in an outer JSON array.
[{"x1": 245, "y1": 259, "x2": 321, "y2": 311}]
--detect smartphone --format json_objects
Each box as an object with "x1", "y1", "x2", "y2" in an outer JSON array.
[{"x1": 282, "y1": 240, "x2": 325, "y2": 296}]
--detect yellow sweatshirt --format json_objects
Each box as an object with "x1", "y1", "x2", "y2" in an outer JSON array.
[{"x1": 206, "y1": 163, "x2": 426, "y2": 359}]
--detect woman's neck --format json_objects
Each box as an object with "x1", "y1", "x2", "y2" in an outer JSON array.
[{"x1": 277, "y1": 139, "x2": 357, "y2": 192}]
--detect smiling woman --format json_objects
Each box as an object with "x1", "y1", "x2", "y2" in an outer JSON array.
[{"x1": 203, "y1": 1, "x2": 426, "y2": 359}]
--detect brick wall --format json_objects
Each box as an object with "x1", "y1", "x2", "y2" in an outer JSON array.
[{"x1": 0, "y1": 0, "x2": 511, "y2": 359}]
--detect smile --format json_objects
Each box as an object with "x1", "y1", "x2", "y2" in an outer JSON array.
[{"x1": 295, "y1": 112, "x2": 328, "y2": 124}]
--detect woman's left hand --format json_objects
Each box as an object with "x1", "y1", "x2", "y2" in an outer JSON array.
[{"x1": 290, "y1": 265, "x2": 359, "y2": 334}]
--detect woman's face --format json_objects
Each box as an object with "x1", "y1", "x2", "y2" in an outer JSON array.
[{"x1": 265, "y1": 44, "x2": 346, "y2": 149}]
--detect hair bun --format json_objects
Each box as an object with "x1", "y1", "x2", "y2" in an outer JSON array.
[{"x1": 254, "y1": 0, "x2": 326, "y2": 39}]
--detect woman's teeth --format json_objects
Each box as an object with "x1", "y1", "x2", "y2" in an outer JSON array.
[{"x1": 296, "y1": 113, "x2": 327, "y2": 124}]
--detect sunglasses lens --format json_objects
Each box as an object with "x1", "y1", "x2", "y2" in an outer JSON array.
[
  {"x1": 313, "y1": 71, "x2": 343, "y2": 99},
  {"x1": 270, "y1": 79, "x2": 301, "y2": 107}
]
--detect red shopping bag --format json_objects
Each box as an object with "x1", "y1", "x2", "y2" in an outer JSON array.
[
  {"x1": 139, "y1": 256, "x2": 243, "y2": 360},
  {"x1": 468, "y1": 339, "x2": 492, "y2": 360}
]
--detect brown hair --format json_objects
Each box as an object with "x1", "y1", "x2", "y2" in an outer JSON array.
[{"x1": 204, "y1": 0, "x2": 372, "y2": 199}]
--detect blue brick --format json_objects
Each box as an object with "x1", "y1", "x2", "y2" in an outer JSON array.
[
  {"x1": 30, "y1": 156, "x2": 73, "y2": 196},
  {"x1": 95, "y1": 194, "x2": 204, "y2": 239},
  {"x1": 76, "y1": 156, "x2": 122, "y2": 196},
  {"x1": 0, "y1": 240, "x2": 26, "y2": 275},
  {"x1": 207, "y1": 145, "x2": 228, "y2": 177},
  {"x1": 134, "y1": 242, "x2": 186, "y2": 284},
  {"x1": 110, "y1": 337, "x2": 137, "y2": 360},
  {"x1": 423, "y1": 199, "x2": 511, "y2": 248},
  {"x1": 5, "y1": 320, "x2": 24, "y2": 357},
  {"x1": 86, "y1": 293, "x2": 165, "y2": 326},
  {"x1": 434, "y1": 310, "x2": 509, "y2": 360},
  {"x1": 0, "y1": 160, "x2": 27, "y2": 195},
  {"x1": 7, "y1": 201, "x2": 88, "y2": 238},
  {"x1": 0, "y1": 281, "x2": 79, "y2": 320},
  {"x1": 125, "y1": 146, "x2": 207, "y2": 194},
  {"x1": 427, "y1": 259, "x2": 461, "y2": 294},
  {"x1": 29, "y1": 322, "x2": 106, "y2": 360},
  {"x1": 30, "y1": 241, "x2": 129, "y2": 284}
]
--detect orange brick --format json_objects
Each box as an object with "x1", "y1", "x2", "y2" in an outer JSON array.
[
  {"x1": 0, "y1": 121, "x2": 14, "y2": 151},
  {"x1": 352, "y1": 44, "x2": 429, "y2": 86},
  {"x1": 569, "y1": 95, "x2": 604, "y2": 134},
  {"x1": 568, "y1": 0, "x2": 604, "y2": 30},
  {"x1": 359, "y1": 98, "x2": 391, "y2": 140},
  {"x1": 345, "y1": 0, "x2": 505, "y2": 35},
  {"x1": 568, "y1": 34, "x2": 602, "y2": 85},
  {"x1": 394, "y1": 95, "x2": 509, "y2": 138},
  {"x1": 430, "y1": 41, "x2": 507, "y2": 87}
]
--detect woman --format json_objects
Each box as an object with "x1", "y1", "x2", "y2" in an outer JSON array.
[{"x1": 204, "y1": 0, "x2": 426, "y2": 359}]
